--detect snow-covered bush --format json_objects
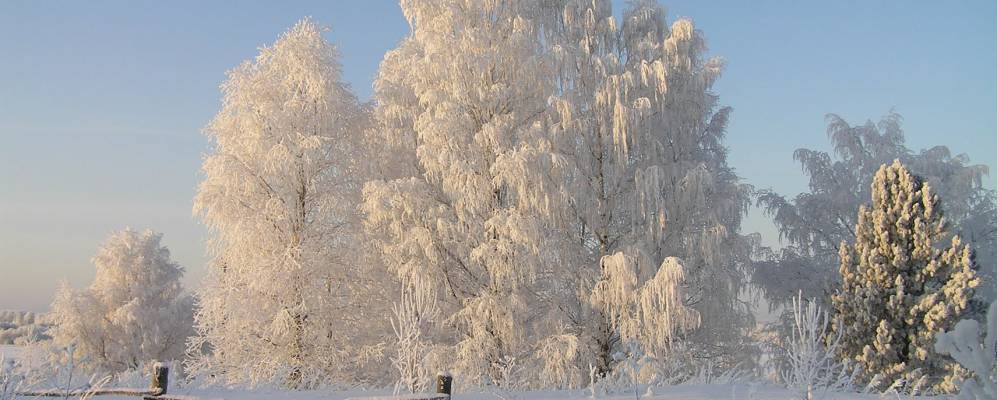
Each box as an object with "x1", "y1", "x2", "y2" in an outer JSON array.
[
  {"x1": 935, "y1": 299, "x2": 997, "y2": 399},
  {"x1": 780, "y1": 293, "x2": 855, "y2": 399},
  {"x1": 49, "y1": 229, "x2": 193, "y2": 376},
  {"x1": 831, "y1": 160, "x2": 979, "y2": 393},
  {"x1": 0, "y1": 355, "x2": 24, "y2": 400}
]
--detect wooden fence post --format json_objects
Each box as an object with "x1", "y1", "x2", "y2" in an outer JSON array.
[
  {"x1": 436, "y1": 372, "x2": 452, "y2": 396},
  {"x1": 151, "y1": 363, "x2": 169, "y2": 395}
]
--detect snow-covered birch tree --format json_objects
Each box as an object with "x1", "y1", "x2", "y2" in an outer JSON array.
[
  {"x1": 540, "y1": 0, "x2": 755, "y2": 374},
  {"x1": 188, "y1": 18, "x2": 386, "y2": 388},
  {"x1": 362, "y1": 0, "x2": 565, "y2": 387},
  {"x1": 49, "y1": 228, "x2": 193, "y2": 376},
  {"x1": 756, "y1": 112, "x2": 996, "y2": 308},
  {"x1": 831, "y1": 160, "x2": 979, "y2": 393}
]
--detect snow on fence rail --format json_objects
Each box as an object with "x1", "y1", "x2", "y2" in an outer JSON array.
[
  {"x1": 16, "y1": 362, "x2": 172, "y2": 399},
  {"x1": 15, "y1": 366, "x2": 456, "y2": 400},
  {"x1": 348, "y1": 374, "x2": 452, "y2": 400}
]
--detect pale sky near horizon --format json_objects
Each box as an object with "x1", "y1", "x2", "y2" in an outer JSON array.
[{"x1": 1, "y1": 1, "x2": 995, "y2": 312}]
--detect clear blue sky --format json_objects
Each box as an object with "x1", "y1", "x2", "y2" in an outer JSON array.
[{"x1": 2, "y1": 1, "x2": 995, "y2": 312}]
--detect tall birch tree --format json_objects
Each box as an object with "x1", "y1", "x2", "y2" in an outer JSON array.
[
  {"x1": 363, "y1": 0, "x2": 564, "y2": 387},
  {"x1": 541, "y1": 0, "x2": 755, "y2": 374},
  {"x1": 188, "y1": 19, "x2": 382, "y2": 388}
]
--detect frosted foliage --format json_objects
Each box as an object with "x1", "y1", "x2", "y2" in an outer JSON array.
[
  {"x1": 49, "y1": 229, "x2": 193, "y2": 375},
  {"x1": 537, "y1": 334, "x2": 583, "y2": 390},
  {"x1": 590, "y1": 254, "x2": 699, "y2": 356},
  {"x1": 540, "y1": 0, "x2": 753, "y2": 374},
  {"x1": 391, "y1": 284, "x2": 439, "y2": 394},
  {"x1": 831, "y1": 161, "x2": 979, "y2": 393},
  {"x1": 365, "y1": 0, "x2": 752, "y2": 386},
  {"x1": 935, "y1": 300, "x2": 997, "y2": 400},
  {"x1": 189, "y1": 18, "x2": 386, "y2": 388},
  {"x1": 781, "y1": 294, "x2": 854, "y2": 399},
  {"x1": 363, "y1": 0, "x2": 564, "y2": 387},
  {"x1": 757, "y1": 112, "x2": 997, "y2": 307}
]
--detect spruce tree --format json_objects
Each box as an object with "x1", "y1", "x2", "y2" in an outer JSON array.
[{"x1": 832, "y1": 160, "x2": 979, "y2": 393}]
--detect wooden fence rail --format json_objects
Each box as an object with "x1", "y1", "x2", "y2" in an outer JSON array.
[
  {"x1": 16, "y1": 363, "x2": 170, "y2": 398},
  {"x1": 16, "y1": 365, "x2": 455, "y2": 400}
]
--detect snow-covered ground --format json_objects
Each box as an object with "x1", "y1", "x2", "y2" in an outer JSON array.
[
  {"x1": 0, "y1": 345, "x2": 944, "y2": 400},
  {"x1": 135, "y1": 385, "x2": 938, "y2": 400}
]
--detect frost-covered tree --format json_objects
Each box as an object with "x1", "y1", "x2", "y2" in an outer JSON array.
[
  {"x1": 780, "y1": 293, "x2": 854, "y2": 400},
  {"x1": 539, "y1": 0, "x2": 755, "y2": 374},
  {"x1": 390, "y1": 284, "x2": 439, "y2": 394},
  {"x1": 756, "y1": 112, "x2": 996, "y2": 307},
  {"x1": 49, "y1": 228, "x2": 193, "y2": 376},
  {"x1": 831, "y1": 160, "x2": 979, "y2": 393},
  {"x1": 935, "y1": 299, "x2": 997, "y2": 400},
  {"x1": 363, "y1": 0, "x2": 563, "y2": 387},
  {"x1": 366, "y1": 0, "x2": 753, "y2": 386},
  {"x1": 189, "y1": 18, "x2": 386, "y2": 388}
]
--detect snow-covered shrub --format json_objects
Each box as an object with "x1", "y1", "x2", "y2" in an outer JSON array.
[
  {"x1": 935, "y1": 299, "x2": 997, "y2": 399},
  {"x1": 49, "y1": 228, "x2": 193, "y2": 376},
  {"x1": 831, "y1": 160, "x2": 979, "y2": 393},
  {"x1": 781, "y1": 293, "x2": 855, "y2": 399},
  {"x1": 1, "y1": 355, "x2": 24, "y2": 400}
]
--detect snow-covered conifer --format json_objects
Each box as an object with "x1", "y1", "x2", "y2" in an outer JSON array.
[
  {"x1": 188, "y1": 18, "x2": 386, "y2": 388},
  {"x1": 49, "y1": 228, "x2": 193, "y2": 375},
  {"x1": 831, "y1": 160, "x2": 979, "y2": 393},
  {"x1": 756, "y1": 112, "x2": 997, "y2": 308}
]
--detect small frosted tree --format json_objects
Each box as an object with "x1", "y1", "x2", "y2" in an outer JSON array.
[
  {"x1": 831, "y1": 160, "x2": 979, "y2": 393},
  {"x1": 780, "y1": 293, "x2": 854, "y2": 400},
  {"x1": 935, "y1": 299, "x2": 997, "y2": 400},
  {"x1": 49, "y1": 228, "x2": 193, "y2": 375},
  {"x1": 188, "y1": 18, "x2": 387, "y2": 388},
  {"x1": 390, "y1": 282, "x2": 439, "y2": 394}
]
